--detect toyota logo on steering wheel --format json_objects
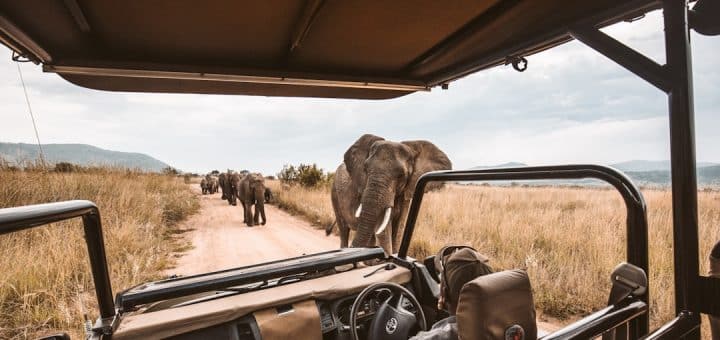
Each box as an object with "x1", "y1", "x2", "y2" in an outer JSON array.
[{"x1": 385, "y1": 317, "x2": 398, "y2": 334}]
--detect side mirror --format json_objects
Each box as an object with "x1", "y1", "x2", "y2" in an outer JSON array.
[
  {"x1": 608, "y1": 262, "x2": 647, "y2": 305},
  {"x1": 423, "y1": 255, "x2": 439, "y2": 281}
]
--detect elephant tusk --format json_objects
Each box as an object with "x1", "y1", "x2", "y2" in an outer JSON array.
[
  {"x1": 355, "y1": 204, "x2": 363, "y2": 218},
  {"x1": 375, "y1": 207, "x2": 392, "y2": 235}
]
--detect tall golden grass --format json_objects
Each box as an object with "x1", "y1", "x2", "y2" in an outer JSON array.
[
  {"x1": 268, "y1": 180, "x2": 719, "y2": 335},
  {"x1": 0, "y1": 168, "x2": 199, "y2": 339}
]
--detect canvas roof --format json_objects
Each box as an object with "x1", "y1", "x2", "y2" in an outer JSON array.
[{"x1": 0, "y1": 0, "x2": 659, "y2": 99}]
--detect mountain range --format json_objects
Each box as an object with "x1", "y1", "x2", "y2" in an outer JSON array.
[
  {"x1": 471, "y1": 160, "x2": 720, "y2": 187},
  {"x1": 0, "y1": 142, "x2": 170, "y2": 172}
]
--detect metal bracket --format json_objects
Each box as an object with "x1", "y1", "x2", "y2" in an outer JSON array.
[
  {"x1": 505, "y1": 55, "x2": 528, "y2": 72},
  {"x1": 90, "y1": 314, "x2": 120, "y2": 337},
  {"x1": 11, "y1": 50, "x2": 32, "y2": 63}
]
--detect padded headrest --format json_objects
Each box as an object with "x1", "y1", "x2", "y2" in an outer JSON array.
[{"x1": 456, "y1": 269, "x2": 537, "y2": 340}]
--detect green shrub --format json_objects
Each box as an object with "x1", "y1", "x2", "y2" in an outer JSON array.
[{"x1": 278, "y1": 163, "x2": 333, "y2": 188}]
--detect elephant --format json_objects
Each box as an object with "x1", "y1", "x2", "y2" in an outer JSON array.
[
  {"x1": 209, "y1": 176, "x2": 219, "y2": 194},
  {"x1": 238, "y1": 173, "x2": 267, "y2": 226},
  {"x1": 218, "y1": 172, "x2": 228, "y2": 199},
  {"x1": 264, "y1": 187, "x2": 274, "y2": 204},
  {"x1": 226, "y1": 172, "x2": 240, "y2": 206},
  {"x1": 328, "y1": 134, "x2": 451, "y2": 255},
  {"x1": 200, "y1": 177, "x2": 209, "y2": 195}
]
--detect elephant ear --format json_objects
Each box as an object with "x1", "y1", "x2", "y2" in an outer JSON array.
[
  {"x1": 401, "y1": 140, "x2": 452, "y2": 201},
  {"x1": 344, "y1": 134, "x2": 385, "y2": 193}
]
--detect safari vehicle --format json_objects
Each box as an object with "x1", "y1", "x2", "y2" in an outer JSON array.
[{"x1": 1, "y1": 0, "x2": 718, "y2": 339}]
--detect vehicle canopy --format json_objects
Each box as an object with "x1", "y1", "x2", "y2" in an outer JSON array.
[{"x1": 1, "y1": 0, "x2": 658, "y2": 98}]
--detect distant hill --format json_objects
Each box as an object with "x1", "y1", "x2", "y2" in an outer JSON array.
[
  {"x1": 611, "y1": 160, "x2": 719, "y2": 172},
  {"x1": 626, "y1": 164, "x2": 720, "y2": 187},
  {"x1": 466, "y1": 160, "x2": 720, "y2": 187},
  {"x1": 0, "y1": 142, "x2": 170, "y2": 172},
  {"x1": 470, "y1": 162, "x2": 528, "y2": 170}
]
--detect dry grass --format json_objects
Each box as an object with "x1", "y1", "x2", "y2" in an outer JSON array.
[
  {"x1": 269, "y1": 181, "x2": 719, "y2": 335},
  {"x1": 0, "y1": 168, "x2": 199, "y2": 339}
]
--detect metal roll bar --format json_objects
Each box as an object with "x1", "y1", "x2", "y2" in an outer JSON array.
[
  {"x1": 0, "y1": 200, "x2": 115, "y2": 320},
  {"x1": 398, "y1": 164, "x2": 649, "y2": 336}
]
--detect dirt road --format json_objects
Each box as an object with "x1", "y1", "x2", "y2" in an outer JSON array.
[{"x1": 168, "y1": 188, "x2": 339, "y2": 276}]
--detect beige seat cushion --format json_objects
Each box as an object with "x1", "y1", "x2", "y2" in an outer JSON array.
[{"x1": 456, "y1": 269, "x2": 537, "y2": 340}]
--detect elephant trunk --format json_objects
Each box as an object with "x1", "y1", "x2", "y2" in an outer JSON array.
[{"x1": 351, "y1": 177, "x2": 393, "y2": 250}]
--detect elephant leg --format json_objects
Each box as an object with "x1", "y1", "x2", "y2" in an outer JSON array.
[
  {"x1": 241, "y1": 202, "x2": 247, "y2": 223},
  {"x1": 253, "y1": 203, "x2": 260, "y2": 224},
  {"x1": 259, "y1": 204, "x2": 266, "y2": 225},
  {"x1": 339, "y1": 223, "x2": 350, "y2": 248},
  {"x1": 391, "y1": 200, "x2": 411, "y2": 253},
  {"x1": 253, "y1": 201, "x2": 266, "y2": 225},
  {"x1": 245, "y1": 202, "x2": 254, "y2": 226},
  {"x1": 335, "y1": 216, "x2": 350, "y2": 248}
]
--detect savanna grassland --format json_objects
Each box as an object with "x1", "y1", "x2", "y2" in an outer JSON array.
[
  {"x1": 0, "y1": 167, "x2": 199, "y2": 339},
  {"x1": 267, "y1": 180, "x2": 720, "y2": 334}
]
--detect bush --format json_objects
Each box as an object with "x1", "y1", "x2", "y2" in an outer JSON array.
[
  {"x1": 278, "y1": 163, "x2": 333, "y2": 188},
  {"x1": 162, "y1": 166, "x2": 180, "y2": 176},
  {"x1": 54, "y1": 162, "x2": 78, "y2": 173}
]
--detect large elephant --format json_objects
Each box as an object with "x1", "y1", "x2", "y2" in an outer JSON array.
[
  {"x1": 329, "y1": 134, "x2": 451, "y2": 255},
  {"x1": 238, "y1": 173, "x2": 267, "y2": 226}
]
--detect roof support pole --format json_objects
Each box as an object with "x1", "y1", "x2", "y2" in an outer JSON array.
[
  {"x1": 569, "y1": 26, "x2": 670, "y2": 92},
  {"x1": 664, "y1": 0, "x2": 701, "y2": 338}
]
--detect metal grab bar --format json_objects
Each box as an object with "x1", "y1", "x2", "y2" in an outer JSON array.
[
  {"x1": 398, "y1": 164, "x2": 650, "y2": 336},
  {"x1": 542, "y1": 300, "x2": 648, "y2": 339},
  {"x1": 0, "y1": 200, "x2": 115, "y2": 319}
]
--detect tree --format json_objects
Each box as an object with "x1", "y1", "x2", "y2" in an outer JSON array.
[
  {"x1": 277, "y1": 163, "x2": 331, "y2": 188},
  {"x1": 162, "y1": 166, "x2": 180, "y2": 176},
  {"x1": 296, "y1": 163, "x2": 324, "y2": 188},
  {"x1": 278, "y1": 164, "x2": 298, "y2": 184}
]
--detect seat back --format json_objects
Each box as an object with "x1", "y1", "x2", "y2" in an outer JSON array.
[{"x1": 456, "y1": 269, "x2": 537, "y2": 340}]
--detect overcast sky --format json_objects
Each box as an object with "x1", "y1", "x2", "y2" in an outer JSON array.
[{"x1": 1, "y1": 10, "x2": 718, "y2": 175}]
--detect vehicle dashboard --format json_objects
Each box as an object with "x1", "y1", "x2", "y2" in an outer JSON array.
[
  {"x1": 167, "y1": 288, "x2": 418, "y2": 340},
  {"x1": 112, "y1": 261, "x2": 417, "y2": 339}
]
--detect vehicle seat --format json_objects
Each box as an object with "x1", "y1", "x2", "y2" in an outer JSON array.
[{"x1": 456, "y1": 269, "x2": 537, "y2": 340}]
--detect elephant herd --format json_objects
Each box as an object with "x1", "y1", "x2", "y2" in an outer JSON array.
[
  {"x1": 196, "y1": 133, "x2": 451, "y2": 251},
  {"x1": 200, "y1": 175, "x2": 219, "y2": 195},
  {"x1": 327, "y1": 134, "x2": 452, "y2": 256},
  {"x1": 201, "y1": 171, "x2": 272, "y2": 227}
]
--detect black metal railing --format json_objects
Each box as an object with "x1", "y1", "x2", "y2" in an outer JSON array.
[
  {"x1": 398, "y1": 164, "x2": 650, "y2": 337},
  {"x1": 0, "y1": 200, "x2": 115, "y2": 319}
]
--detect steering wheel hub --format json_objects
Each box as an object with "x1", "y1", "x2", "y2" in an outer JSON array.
[{"x1": 349, "y1": 282, "x2": 427, "y2": 340}]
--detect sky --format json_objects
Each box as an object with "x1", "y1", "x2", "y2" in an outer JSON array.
[{"x1": 1, "y1": 10, "x2": 719, "y2": 175}]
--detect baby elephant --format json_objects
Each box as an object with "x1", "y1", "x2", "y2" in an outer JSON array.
[
  {"x1": 200, "y1": 178, "x2": 209, "y2": 195},
  {"x1": 264, "y1": 187, "x2": 274, "y2": 204}
]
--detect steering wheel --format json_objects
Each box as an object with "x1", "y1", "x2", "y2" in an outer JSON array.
[{"x1": 349, "y1": 282, "x2": 427, "y2": 340}]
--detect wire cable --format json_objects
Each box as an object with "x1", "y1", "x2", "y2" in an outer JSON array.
[{"x1": 16, "y1": 62, "x2": 46, "y2": 168}]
